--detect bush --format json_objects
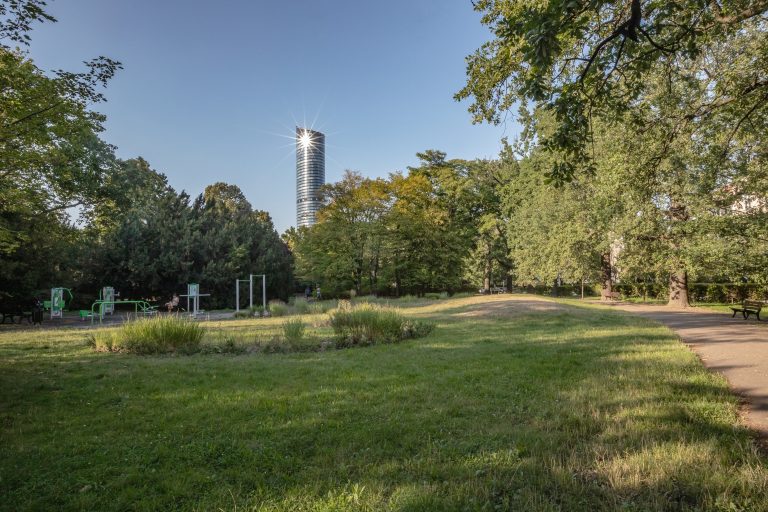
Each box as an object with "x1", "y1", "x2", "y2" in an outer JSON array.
[
  {"x1": 401, "y1": 319, "x2": 435, "y2": 339},
  {"x1": 306, "y1": 303, "x2": 322, "y2": 315},
  {"x1": 200, "y1": 332, "x2": 246, "y2": 354},
  {"x1": 293, "y1": 298, "x2": 310, "y2": 314},
  {"x1": 329, "y1": 304, "x2": 434, "y2": 347},
  {"x1": 269, "y1": 300, "x2": 290, "y2": 317},
  {"x1": 88, "y1": 316, "x2": 205, "y2": 354},
  {"x1": 282, "y1": 318, "x2": 305, "y2": 343}
]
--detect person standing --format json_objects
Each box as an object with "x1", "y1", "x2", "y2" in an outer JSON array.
[
  {"x1": 316, "y1": 286, "x2": 322, "y2": 301},
  {"x1": 31, "y1": 296, "x2": 43, "y2": 325}
]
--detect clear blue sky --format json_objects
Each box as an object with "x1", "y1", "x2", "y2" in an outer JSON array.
[{"x1": 25, "y1": 0, "x2": 518, "y2": 233}]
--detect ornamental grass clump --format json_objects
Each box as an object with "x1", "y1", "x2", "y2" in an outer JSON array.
[
  {"x1": 88, "y1": 316, "x2": 205, "y2": 354},
  {"x1": 329, "y1": 304, "x2": 434, "y2": 347},
  {"x1": 269, "y1": 300, "x2": 290, "y2": 317},
  {"x1": 282, "y1": 318, "x2": 305, "y2": 343}
]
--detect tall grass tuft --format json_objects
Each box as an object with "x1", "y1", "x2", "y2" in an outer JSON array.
[
  {"x1": 282, "y1": 318, "x2": 306, "y2": 343},
  {"x1": 329, "y1": 304, "x2": 434, "y2": 347},
  {"x1": 293, "y1": 298, "x2": 310, "y2": 314},
  {"x1": 88, "y1": 316, "x2": 205, "y2": 354},
  {"x1": 269, "y1": 300, "x2": 290, "y2": 317},
  {"x1": 308, "y1": 301, "x2": 332, "y2": 315}
]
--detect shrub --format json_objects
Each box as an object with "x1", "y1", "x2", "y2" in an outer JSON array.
[
  {"x1": 200, "y1": 332, "x2": 246, "y2": 354},
  {"x1": 282, "y1": 318, "x2": 305, "y2": 343},
  {"x1": 88, "y1": 316, "x2": 205, "y2": 354},
  {"x1": 234, "y1": 305, "x2": 267, "y2": 318},
  {"x1": 329, "y1": 304, "x2": 435, "y2": 347},
  {"x1": 293, "y1": 298, "x2": 310, "y2": 314},
  {"x1": 705, "y1": 284, "x2": 727, "y2": 303},
  {"x1": 402, "y1": 319, "x2": 435, "y2": 339},
  {"x1": 307, "y1": 301, "x2": 333, "y2": 314},
  {"x1": 269, "y1": 300, "x2": 290, "y2": 317}
]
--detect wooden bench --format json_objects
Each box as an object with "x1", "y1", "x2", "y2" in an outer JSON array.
[
  {"x1": 601, "y1": 290, "x2": 621, "y2": 301},
  {"x1": 730, "y1": 300, "x2": 763, "y2": 321}
]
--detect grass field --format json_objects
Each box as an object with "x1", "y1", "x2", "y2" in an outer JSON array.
[{"x1": 1, "y1": 295, "x2": 766, "y2": 511}]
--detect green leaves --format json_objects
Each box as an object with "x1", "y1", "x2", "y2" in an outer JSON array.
[{"x1": 458, "y1": 0, "x2": 768, "y2": 183}]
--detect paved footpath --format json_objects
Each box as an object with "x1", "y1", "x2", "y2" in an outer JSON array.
[{"x1": 612, "y1": 303, "x2": 768, "y2": 437}]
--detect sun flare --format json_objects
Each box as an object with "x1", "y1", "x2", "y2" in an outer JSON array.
[{"x1": 298, "y1": 131, "x2": 312, "y2": 149}]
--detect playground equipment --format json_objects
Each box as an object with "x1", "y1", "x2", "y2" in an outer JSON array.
[
  {"x1": 180, "y1": 283, "x2": 210, "y2": 317},
  {"x1": 50, "y1": 287, "x2": 73, "y2": 319},
  {"x1": 90, "y1": 299, "x2": 157, "y2": 324},
  {"x1": 98, "y1": 287, "x2": 118, "y2": 315},
  {"x1": 235, "y1": 274, "x2": 266, "y2": 313}
]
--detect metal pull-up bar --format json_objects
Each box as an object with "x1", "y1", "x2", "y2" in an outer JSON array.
[{"x1": 235, "y1": 274, "x2": 266, "y2": 312}]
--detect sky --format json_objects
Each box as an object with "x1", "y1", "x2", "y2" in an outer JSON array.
[{"x1": 24, "y1": 0, "x2": 519, "y2": 233}]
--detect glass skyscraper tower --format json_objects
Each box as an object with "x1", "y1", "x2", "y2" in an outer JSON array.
[{"x1": 295, "y1": 127, "x2": 325, "y2": 228}]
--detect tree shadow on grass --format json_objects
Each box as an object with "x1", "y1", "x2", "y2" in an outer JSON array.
[{"x1": 1, "y1": 305, "x2": 767, "y2": 511}]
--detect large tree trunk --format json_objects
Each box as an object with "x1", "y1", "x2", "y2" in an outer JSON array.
[
  {"x1": 667, "y1": 199, "x2": 690, "y2": 308},
  {"x1": 551, "y1": 277, "x2": 560, "y2": 297},
  {"x1": 668, "y1": 270, "x2": 690, "y2": 307},
  {"x1": 482, "y1": 249, "x2": 492, "y2": 293},
  {"x1": 600, "y1": 252, "x2": 613, "y2": 300}
]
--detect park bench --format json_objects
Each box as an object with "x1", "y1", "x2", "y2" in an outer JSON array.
[
  {"x1": 601, "y1": 290, "x2": 621, "y2": 301},
  {"x1": 730, "y1": 300, "x2": 763, "y2": 321}
]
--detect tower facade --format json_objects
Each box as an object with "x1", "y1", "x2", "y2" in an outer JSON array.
[{"x1": 295, "y1": 127, "x2": 325, "y2": 228}]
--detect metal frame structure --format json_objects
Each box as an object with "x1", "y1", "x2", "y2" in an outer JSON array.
[
  {"x1": 180, "y1": 283, "x2": 210, "y2": 317},
  {"x1": 235, "y1": 274, "x2": 266, "y2": 312},
  {"x1": 90, "y1": 300, "x2": 157, "y2": 324}
]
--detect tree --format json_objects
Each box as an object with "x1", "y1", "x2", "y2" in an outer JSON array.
[
  {"x1": 457, "y1": 0, "x2": 768, "y2": 182},
  {"x1": 294, "y1": 171, "x2": 391, "y2": 296},
  {"x1": 193, "y1": 182, "x2": 293, "y2": 307},
  {"x1": 0, "y1": 0, "x2": 121, "y2": 301}
]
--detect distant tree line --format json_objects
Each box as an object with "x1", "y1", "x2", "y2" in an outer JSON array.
[
  {"x1": 3, "y1": 0, "x2": 767, "y2": 309},
  {"x1": 292, "y1": 119, "x2": 767, "y2": 303},
  {"x1": 286, "y1": 151, "x2": 512, "y2": 298}
]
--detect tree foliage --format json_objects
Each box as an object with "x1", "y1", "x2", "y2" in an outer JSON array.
[
  {"x1": 292, "y1": 154, "x2": 513, "y2": 297},
  {"x1": 457, "y1": 0, "x2": 768, "y2": 182}
]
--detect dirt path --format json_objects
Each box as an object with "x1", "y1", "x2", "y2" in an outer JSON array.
[{"x1": 609, "y1": 303, "x2": 768, "y2": 437}]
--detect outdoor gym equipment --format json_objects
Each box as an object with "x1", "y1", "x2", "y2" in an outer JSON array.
[
  {"x1": 180, "y1": 283, "x2": 210, "y2": 317},
  {"x1": 98, "y1": 287, "x2": 118, "y2": 315},
  {"x1": 235, "y1": 274, "x2": 266, "y2": 313},
  {"x1": 90, "y1": 299, "x2": 157, "y2": 324},
  {"x1": 50, "y1": 287, "x2": 73, "y2": 319}
]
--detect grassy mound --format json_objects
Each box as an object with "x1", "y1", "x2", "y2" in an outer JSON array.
[{"x1": 88, "y1": 316, "x2": 205, "y2": 354}]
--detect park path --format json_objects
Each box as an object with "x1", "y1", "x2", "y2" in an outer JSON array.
[{"x1": 610, "y1": 303, "x2": 768, "y2": 437}]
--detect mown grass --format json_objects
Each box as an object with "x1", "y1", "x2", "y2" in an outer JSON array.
[{"x1": 0, "y1": 295, "x2": 766, "y2": 511}]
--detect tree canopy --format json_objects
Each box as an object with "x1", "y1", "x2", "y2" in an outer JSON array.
[{"x1": 457, "y1": 0, "x2": 768, "y2": 182}]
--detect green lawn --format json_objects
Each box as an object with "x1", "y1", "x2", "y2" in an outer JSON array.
[{"x1": 1, "y1": 296, "x2": 766, "y2": 511}]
